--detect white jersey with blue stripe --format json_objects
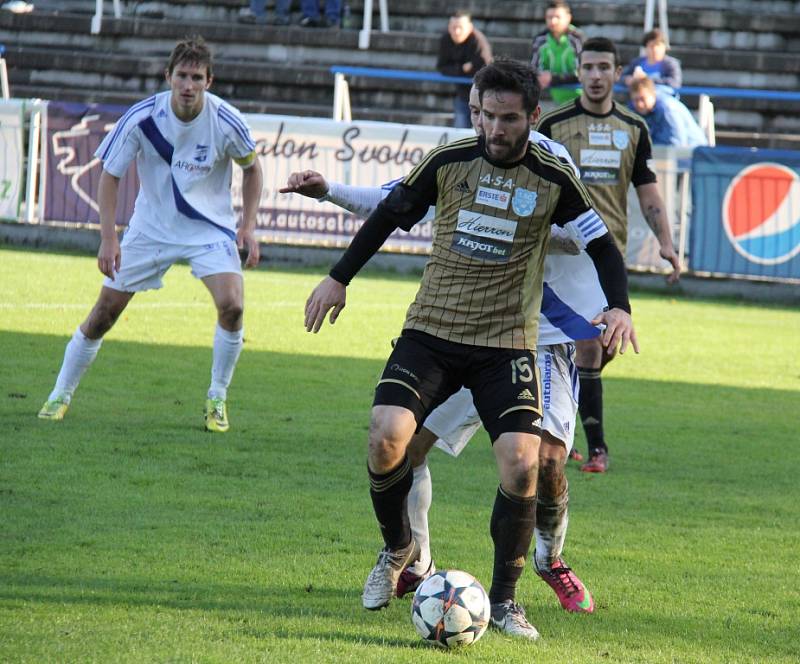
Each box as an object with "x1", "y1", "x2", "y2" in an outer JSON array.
[
  {"x1": 527, "y1": 130, "x2": 609, "y2": 345},
  {"x1": 96, "y1": 90, "x2": 256, "y2": 245}
]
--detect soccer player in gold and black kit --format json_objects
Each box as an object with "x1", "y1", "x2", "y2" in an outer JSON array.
[
  {"x1": 537, "y1": 37, "x2": 681, "y2": 473},
  {"x1": 305, "y1": 60, "x2": 637, "y2": 639}
]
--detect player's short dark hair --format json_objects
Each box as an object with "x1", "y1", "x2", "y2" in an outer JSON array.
[
  {"x1": 451, "y1": 9, "x2": 472, "y2": 20},
  {"x1": 167, "y1": 36, "x2": 213, "y2": 78},
  {"x1": 546, "y1": 1, "x2": 571, "y2": 12},
  {"x1": 579, "y1": 37, "x2": 619, "y2": 67},
  {"x1": 473, "y1": 58, "x2": 541, "y2": 114},
  {"x1": 642, "y1": 28, "x2": 668, "y2": 48}
]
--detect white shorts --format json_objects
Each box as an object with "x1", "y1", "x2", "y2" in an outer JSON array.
[
  {"x1": 426, "y1": 343, "x2": 579, "y2": 457},
  {"x1": 103, "y1": 230, "x2": 242, "y2": 293}
]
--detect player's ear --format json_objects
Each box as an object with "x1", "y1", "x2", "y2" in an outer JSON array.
[
  {"x1": 205, "y1": 75, "x2": 213, "y2": 90},
  {"x1": 164, "y1": 68, "x2": 170, "y2": 84},
  {"x1": 614, "y1": 65, "x2": 622, "y2": 82},
  {"x1": 529, "y1": 105, "x2": 541, "y2": 127}
]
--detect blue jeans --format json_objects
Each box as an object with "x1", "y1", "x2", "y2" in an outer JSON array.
[
  {"x1": 300, "y1": 0, "x2": 340, "y2": 21},
  {"x1": 250, "y1": 0, "x2": 291, "y2": 18},
  {"x1": 453, "y1": 96, "x2": 471, "y2": 129}
]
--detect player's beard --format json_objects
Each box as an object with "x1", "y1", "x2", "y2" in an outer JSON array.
[{"x1": 487, "y1": 131, "x2": 529, "y2": 164}]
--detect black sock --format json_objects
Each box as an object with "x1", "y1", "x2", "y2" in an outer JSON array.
[
  {"x1": 368, "y1": 455, "x2": 413, "y2": 550},
  {"x1": 577, "y1": 366, "x2": 606, "y2": 454},
  {"x1": 489, "y1": 486, "x2": 536, "y2": 604}
]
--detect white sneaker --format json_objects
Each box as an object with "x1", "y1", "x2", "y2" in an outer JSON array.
[
  {"x1": 490, "y1": 600, "x2": 540, "y2": 640},
  {"x1": 361, "y1": 539, "x2": 419, "y2": 610}
]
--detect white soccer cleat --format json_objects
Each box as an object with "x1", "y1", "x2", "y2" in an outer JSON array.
[
  {"x1": 361, "y1": 539, "x2": 419, "y2": 610},
  {"x1": 490, "y1": 600, "x2": 541, "y2": 640}
]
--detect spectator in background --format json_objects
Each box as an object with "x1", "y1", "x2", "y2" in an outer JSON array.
[
  {"x1": 530, "y1": 1, "x2": 584, "y2": 104},
  {"x1": 622, "y1": 28, "x2": 682, "y2": 94},
  {"x1": 299, "y1": 0, "x2": 341, "y2": 28},
  {"x1": 628, "y1": 77, "x2": 707, "y2": 147},
  {"x1": 238, "y1": 0, "x2": 291, "y2": 25},
  {"x1": 436, "y1": 10, "x2": 492, "y2": 128}
]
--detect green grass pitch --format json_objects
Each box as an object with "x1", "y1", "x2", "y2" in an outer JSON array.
[{"x1": 1, "y1": 246, "x2": 798, "y2": 663}]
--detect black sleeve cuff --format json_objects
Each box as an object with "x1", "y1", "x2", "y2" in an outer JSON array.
[{"x1": 585, "y1": 234, "x2": 631, "y2": 313}]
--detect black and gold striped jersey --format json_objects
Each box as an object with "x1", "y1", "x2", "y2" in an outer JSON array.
[{"x1": 537, "y1": 99, "x2": 657, "y2": 252}]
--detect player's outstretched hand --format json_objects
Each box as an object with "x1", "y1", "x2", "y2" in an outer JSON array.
[
  {"x1": 305, "y1": 276, "x2": 346, "y2": 333},
  {"x1": 97, "y1": 236, "x2": 121, "y2": 280},
  {"x1": 238, "y1": 228, "x2": 260, "y2": 269},
  {"x1": 592, "y1": 308, "x2": 639, "y2": 356},
  {"x1": 661, "y1": 245, "x2": 681, "y2": 284},
  {"x1": 280, "y1": 170, "x2": 329, "y2": 200}
]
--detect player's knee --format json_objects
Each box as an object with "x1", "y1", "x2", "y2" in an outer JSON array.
[
  {"x1": 368, "y1": 413, "x2": 412, "y2": 469},
  {"x1": 217, "y1": 299, "x2": 243, "y2": 327}
]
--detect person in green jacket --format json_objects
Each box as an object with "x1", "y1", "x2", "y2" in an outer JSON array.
[{"x1": 530, "y1": 0, "x2": 584, "y2": 104}]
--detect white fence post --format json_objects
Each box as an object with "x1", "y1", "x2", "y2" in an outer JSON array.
[
  {"x1": 25, "y1": 101, "x2": 42, "y2": 224},
  {"x1": 359, "y1": 0, "x2": 390, "y2": 50},
  {"x1": 0, "y1": 44, "x2": 9, "y2": 100},
  {"x1": 91, "y1": 0, "x2": 122, "y2": 35},
  {"x1": 697, "y1": 94, "x2": 716, "y2": 147},
  {"x1": 332, "y1": 72, "x2": 352, "y2": 122}
]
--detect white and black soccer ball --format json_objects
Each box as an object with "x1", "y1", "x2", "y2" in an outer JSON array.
[{"x1": 411, "y1": 569, "x2": 490, "y2": 648}]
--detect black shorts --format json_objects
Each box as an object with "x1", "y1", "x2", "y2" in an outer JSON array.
[{"x1": 373, "y1": 329, "x2": 542, "y2": 442}]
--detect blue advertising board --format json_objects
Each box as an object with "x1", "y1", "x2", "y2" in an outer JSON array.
[{"x1": 690, "y1": 146, "x2": 800, "y2": 280}]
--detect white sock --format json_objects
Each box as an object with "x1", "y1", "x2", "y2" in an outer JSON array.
[
  {"x1": 534, "y1": 483, "x2": 570, "y2": 571},
  {"x1": 208, "y1": 324, "x2": 243, "y2": 400},
  {"x1": 48, "y1": 327, "x2": 103, "y2": 402},
  {"x1": 407, "y1": 462, "x2": 433, "y2": 574}
]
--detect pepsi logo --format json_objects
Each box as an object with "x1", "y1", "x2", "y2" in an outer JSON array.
[{"x1": 722, "y1": 162, "x2": 800, "y2": 265}]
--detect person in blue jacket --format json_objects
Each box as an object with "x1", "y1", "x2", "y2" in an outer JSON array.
[{"x1": 628, "y1": 77, "x2": 707, "y2": 147}]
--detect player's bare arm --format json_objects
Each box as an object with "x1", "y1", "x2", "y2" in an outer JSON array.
[
  {"x1": 592, "y1": 308, "x2": 639, "y2": 356},
  {"x1": 304, "y1": 276, "x2": 346, "y2": 333},
  {"x1": 636, "y1": 182, "x2": 681, "y2": 283},
  {"x1": 238, "y1": 157, "x2": 263, "y2": 268},
  {"x1": 280, "y1": 170, "x2": 329, "y2": 199},
  {"x1": 96, "y1": 170, "x2": 121, "y2": 280}
]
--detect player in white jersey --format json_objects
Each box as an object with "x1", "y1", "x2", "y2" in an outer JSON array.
[
  {"x1": 281, "y1": 84, "x2": 623, "y2": 617},
  {"x1": 37, "y1": 37, "x2": 263, "y2": 433}
]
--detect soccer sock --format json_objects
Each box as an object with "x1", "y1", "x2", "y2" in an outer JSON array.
[
  {"x1": 208, "y1": 324, "x2": 243, "y2": 400},
  {"x1": 534, "y1": 481, "x2": 569, "y2": 571},
  {"x1": 48, "y1": 327, "x2": 103, "y2": 402},
  {"x1": 488, "y1": 486, "x2": 536, "y2": 605},
  {"x1": 577, "y1": 366, "x2": 606, "y2": 453},
  {"x1": 407, "y1": 462, "x2": 433, "y2": 574},
  {"x1": 369, "y1": 455, "x2": 413, "y2": 551}
]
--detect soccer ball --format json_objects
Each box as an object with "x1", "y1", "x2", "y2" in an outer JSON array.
[{"x1": 411, "y1": 570, "x2": 490, "y2": 648}]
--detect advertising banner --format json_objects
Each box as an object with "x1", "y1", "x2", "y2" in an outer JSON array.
[
  {"x1": 244, "y1": 115, "x2": 470, "y2": 252},
  {"x1": 0, "y1": 99, "x2": 25, "y2": 221},
  {"x1": 40, "y1": 104, "x2": 470, "y2": 253},
  {"x1": 41, "y1": 101, "x2": 139, "y2": 227},
  {"x1": 690, "y1": 146, "x2": 800, "y2": 280}
]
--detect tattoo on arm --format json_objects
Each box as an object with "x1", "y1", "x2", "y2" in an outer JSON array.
[{"x1": 644, "y1": 204, "x2": 663, "y2": 235}]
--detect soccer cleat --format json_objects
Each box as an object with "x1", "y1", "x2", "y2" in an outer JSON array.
[
  {"x1": 535, "y1": 557, "x2": 594, "y2": 613},
  {"x1": 204, "y1": 398, "x2": 229, "y2": 433},
  {"x1": 580, "y1": 449, "x2": 609, "y2": 473},
  {"x1": 38, "y1": 396, "x2": 69, "y2": 421},
  {"x1": 489, "y1": 600, "x2": 540, "y2": 640},
  {"x1": 396, "y1": 559, "x2": 436, "y2": 598},
  {"x1": 362, "y1": 539, "x2": 419, "y2": 610},
  {"x1": 568, "y1": 447, "x2": 584, "y2": 462}
]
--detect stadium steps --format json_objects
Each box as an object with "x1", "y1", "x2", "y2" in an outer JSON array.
[{"x1": 1, "y1": 4, "x2": 798, "y2": 135}]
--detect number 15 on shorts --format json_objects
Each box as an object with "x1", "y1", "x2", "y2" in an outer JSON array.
[{"x1": 510, "y1": 357, "x2": 534, "y2": 384}]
